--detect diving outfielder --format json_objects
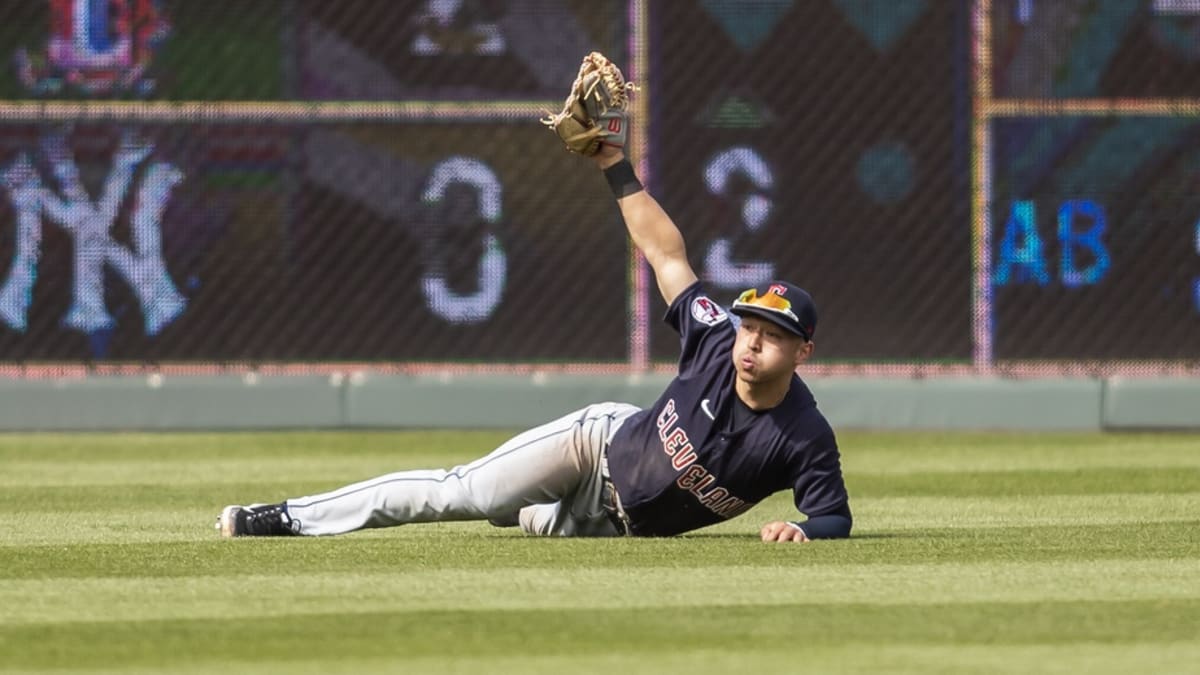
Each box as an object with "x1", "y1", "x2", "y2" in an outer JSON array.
[{"x1": 217, "y1": 53, "x2": 851, "y2": 543}]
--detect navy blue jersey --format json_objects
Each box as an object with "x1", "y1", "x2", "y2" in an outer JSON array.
[{"x1": 606, "y1": 282, "x2": 850, "y2": 537}]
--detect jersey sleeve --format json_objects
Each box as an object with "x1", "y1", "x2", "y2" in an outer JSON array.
[
  {"x1": 664, "y1": 281, "x2": 736, "y2": 378},
  {"x1": 789, "y1": 431, "x2": 852, "y2": 528},
  {"x1": 791, "y1": 505, "x2": 852, "y2": 539}
]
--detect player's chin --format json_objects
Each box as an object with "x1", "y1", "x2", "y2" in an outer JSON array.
[{"x1": 735, "y1": 367, "x2": 762, "y2": 384}]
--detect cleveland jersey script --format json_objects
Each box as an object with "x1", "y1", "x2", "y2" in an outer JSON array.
[{"x1": 607, "y1": 283, "x2": 851, "y2": 537}]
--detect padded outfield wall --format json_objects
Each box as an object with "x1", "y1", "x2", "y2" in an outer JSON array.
[{"x1": 0, "y1": 374, "x2": 1195, "y2": 431}]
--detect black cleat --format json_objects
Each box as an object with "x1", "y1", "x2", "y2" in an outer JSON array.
[
  {"x1": 487, "y1": 513, "x2": 520, "y2": 528},
  {"x1": 216, "y1": 503, "x2": 299, "y2": 537}
]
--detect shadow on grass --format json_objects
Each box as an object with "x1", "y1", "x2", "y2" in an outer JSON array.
[
  {"x1": 466, "y1": 530, "x2": 905, "y2": 541},
  {"x1": 678, "y1": 532, "x2": 902, "y2": 540}
]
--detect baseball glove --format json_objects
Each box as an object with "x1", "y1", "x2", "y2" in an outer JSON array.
[{"x1": 542, "y1": 52, "x2": 636, "y2": 156}]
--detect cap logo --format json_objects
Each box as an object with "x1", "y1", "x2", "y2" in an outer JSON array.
[
  {"x1": 731, "y1": 285, "x2": 813, "y2": 340},
  {"x1": 732, "y1": 288, "x2": 798, "y2": 322}
]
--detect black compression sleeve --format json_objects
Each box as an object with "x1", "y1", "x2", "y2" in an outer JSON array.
[
  {"x1": 792, "y1": 504, "x2": 853, "y2": 539},
  {"x1": 603, "y1": 158, "x2": 644, "y2": 198}
]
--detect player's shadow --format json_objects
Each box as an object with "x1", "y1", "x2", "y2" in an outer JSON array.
[
  {"x1": 678, "y1": 532, "x2": 900, "y2": 540},
  {"x1": 479, "y1": 531, "x2": 901, "y2": 540}
]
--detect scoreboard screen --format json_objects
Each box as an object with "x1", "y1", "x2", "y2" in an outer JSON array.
[
  {"x1": 648, "y1": 1, "x2": 971, "y2": 361},
  {"x1": 0, "y1": 122, "x2": 627, "y2": 361},
  {"x1": 991, "y1": 117, "x2": 1200, "y2": 360}
]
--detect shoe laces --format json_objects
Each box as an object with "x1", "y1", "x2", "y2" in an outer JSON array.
[{"x1": 242, "y1": 504, "x2": 293, "y2": 536}]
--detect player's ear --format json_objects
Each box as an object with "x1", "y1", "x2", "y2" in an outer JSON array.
[{"x1": 794, "y1": 339, "x2": 814, "y2": 366}]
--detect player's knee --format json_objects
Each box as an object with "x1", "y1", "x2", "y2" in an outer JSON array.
[{"x1": 518, "y1": 503, "x2": 559, "y2": 536}]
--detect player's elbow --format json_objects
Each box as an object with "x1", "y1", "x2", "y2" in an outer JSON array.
[
  {"x1": 650, "y1": 256, "x2": 699, "y2": 306},
  {"x1": 643, "y1": 235, "x2": 687, "y2": 271}
]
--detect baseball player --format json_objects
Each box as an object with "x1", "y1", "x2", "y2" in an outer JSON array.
[{"x1": 217, "y1": 54, "x2": 851, "y2": 543}]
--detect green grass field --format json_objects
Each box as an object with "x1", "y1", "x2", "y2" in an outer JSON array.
[{"x1": 2, "y1": 430, "x2": 1198, "y2": 674}]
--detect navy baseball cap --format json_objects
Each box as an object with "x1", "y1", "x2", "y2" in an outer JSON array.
[{"x1": 729, "y1": 281, "x2": 817, "y2": 341}]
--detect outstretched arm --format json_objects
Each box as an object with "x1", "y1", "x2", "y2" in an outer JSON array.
[
  {"x1": 593, "y1": 147, "x2": 698, "y2": 307},
  {"x1": 760, "y1": 512, "x2": 853, "y2": 543}
]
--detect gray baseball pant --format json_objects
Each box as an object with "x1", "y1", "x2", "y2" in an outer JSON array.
[{"x1": 284, "y1": 402, "x2": 640, "y2": 537}]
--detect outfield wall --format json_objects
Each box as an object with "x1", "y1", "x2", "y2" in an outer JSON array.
[{"x1": 0, "y1": 374, "x2": 1196, "y2": 432}]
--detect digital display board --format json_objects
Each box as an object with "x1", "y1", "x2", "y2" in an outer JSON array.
[
  {"x1": 299, "y1": 0, "x2": 628, "y2": 101},
  {"x1": 991, "y1": 116, "x2": 1200, "y2": 359},
  {"x1": 649, "y1": 1, "x2": 971, "y2": 361},
  {"x1": 0, "y1": 0, "x2": 287, "y2": 100},
  {"x1": 0, "y1": 0, "x2": 626, "y2": 102},
  {"x1": 993, "y1": 0, "x2": 1200, "y2": 98},
  {"x1": 0, "y1": 122, "x2": 628, "y2": 361}
]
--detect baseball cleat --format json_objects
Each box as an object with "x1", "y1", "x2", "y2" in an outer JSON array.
[
  {"x1": 487, "y1": 512, "x2": 520, "y2": 528},
  {"x1": 216, "y1": 503, "x2": 298, "y2": 537}
]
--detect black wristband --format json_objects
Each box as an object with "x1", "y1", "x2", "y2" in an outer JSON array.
[{"x1": 603, "y1": 159, "x2": 644, "y2": 199}]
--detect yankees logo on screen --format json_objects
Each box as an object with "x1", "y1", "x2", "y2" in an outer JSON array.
[{"x1": 0, "y1": 132, "x2": 186, "y2": 336}]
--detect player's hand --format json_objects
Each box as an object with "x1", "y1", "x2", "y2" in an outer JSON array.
[{"x1": 760, "y1": 521, "x2": 810, "y2": 543}]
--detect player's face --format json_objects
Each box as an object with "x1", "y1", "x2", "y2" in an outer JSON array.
[{"x1": 732, "y1": 316, "x2": 813, "y2": 384}]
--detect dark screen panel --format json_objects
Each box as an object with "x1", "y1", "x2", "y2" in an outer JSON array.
[
  {"x1": 649, "y1": 1, "x2": 971, "y2": 361},
  {"x1": 0, "y1": 122, "x2": 627, "y2": 361},
  {"x1": 993, "y1": 0, "x2": 1200, "y2": 99},
  {"x1": 991, "y1": 116, "x2": 1200, "y2": 359}
]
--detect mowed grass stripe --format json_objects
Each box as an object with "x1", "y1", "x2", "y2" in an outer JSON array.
[
  {"x1": 5, "y1": 431, "x2": 1200, "y2": 482},
  {"x1": 843, "y1": 432, "x2": 1200, "y2": 473},
  {"x1": 0, "y1": 431, "x2": 512, "y2": 462},
  {"x1": 5, "y1": 468, "x2": 1197, "y2": 515},
  {"x1": 1, "y1": 520, "x2": 1196, "y2": 576},
  {"x1": 2, "y1": 559, "x2": 1197, "y2": 625},
  {"x1": 0, "y1": 458, "x2": 433, "y2": 488},
  {"x1": 4, "y1": 487, "x2": 1195, "y2": 547},
  {"x1": 850, "y1": 467, "x2": 1200, "y2": 496},
  {"x1": 851, "y1": 493, "x2": 1200, "y2": 529},
  {"x1": 0, "y1": 452, "x2": 489, "y2": 488},
  {"x1": 2, "y1": 602, "x2": 1198, "y2": 672},
  {"x1": 12, "y1": 454, "x2": 1200, "y2": 487},
  {"x1": 4, "y1": 456, "x2": 1195, "y2": 509},
  {"x1": 9, "y1": 644, "x2": 1200, "y2": 675}
]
